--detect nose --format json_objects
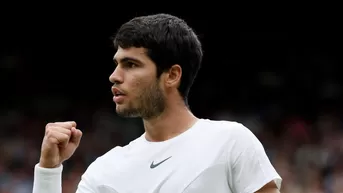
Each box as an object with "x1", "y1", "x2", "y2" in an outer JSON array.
[{"x1": 109, "y1": 66, "x2": 123, "y2": 84}]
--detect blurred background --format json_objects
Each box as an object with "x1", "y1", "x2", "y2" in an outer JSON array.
[{"x1": 0, "y1": 9, "x2": 342, "y2": 193}]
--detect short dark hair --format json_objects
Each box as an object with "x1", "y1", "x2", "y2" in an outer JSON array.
[{"x1": 112, "y1": 13, "x2": 203, "y2": 103}]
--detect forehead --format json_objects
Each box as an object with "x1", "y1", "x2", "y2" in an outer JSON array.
[{"x1": 113, "y1": 47, "x2": 149, "y2": 63}]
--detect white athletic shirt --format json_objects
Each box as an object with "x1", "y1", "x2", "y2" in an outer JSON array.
[{"x1": 33, "y1": 119, "x2": 282, "y2": 193}]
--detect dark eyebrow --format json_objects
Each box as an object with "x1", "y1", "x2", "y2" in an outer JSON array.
[{"x1": 113, "y1": 57, "x2": 143, "y2": 65}]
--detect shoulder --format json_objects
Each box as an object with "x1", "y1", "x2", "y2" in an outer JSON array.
[
  {"x1": 193, "y1": 119, "x2": 260, "y2": 153},
  {"x1": 206, "y1": 119, "x2": 263, "y2": 149},
  {"x1": 198, "y1": 119, "x2": 263, "y2": 155},
  {"x1": 198, "y1": 118, "x2": 254, "y2": 138}
]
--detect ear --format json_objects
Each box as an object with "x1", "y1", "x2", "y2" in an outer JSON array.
[{"x1": 165, "y1": 64, "x2": 182, "y2": 88}]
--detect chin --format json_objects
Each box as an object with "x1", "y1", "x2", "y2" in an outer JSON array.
[{"x1": 115, "y1": 107, "x2": 140, "y2": 118}]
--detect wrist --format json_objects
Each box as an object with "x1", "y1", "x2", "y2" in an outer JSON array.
[{"x1": 39, "y1": 159, "x2": 60, "y2": 169}]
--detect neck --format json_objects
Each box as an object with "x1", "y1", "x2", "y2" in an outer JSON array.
[{"x1": 142, "y1": 100, "x2": 198, "y2": 142}]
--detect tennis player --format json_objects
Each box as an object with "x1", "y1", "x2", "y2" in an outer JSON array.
[{"x1": 32, "y1": 13, "x2": 282, "y2": 193}]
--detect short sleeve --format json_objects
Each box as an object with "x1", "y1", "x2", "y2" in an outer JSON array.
[{"x1": 227, "y1": 124, "x2": 282, "y2": 193}]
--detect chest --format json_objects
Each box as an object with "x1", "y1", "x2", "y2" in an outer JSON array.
[{"x1": 97, "y1": 137, "x2": 230, "y2": 193}]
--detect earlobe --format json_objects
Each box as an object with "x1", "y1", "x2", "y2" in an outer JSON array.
[{"x1": 166, "y1": 64, "x2": 182, "y2": 87}]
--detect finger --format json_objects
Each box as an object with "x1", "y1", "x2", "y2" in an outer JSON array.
[
  {"x1": 48, "y1": 121, "x2": 76, "y2": 129},
  {"x1": 51, "y1": 126, "x2": 72, "y2": 136},
  {"x1": 45, "y1": 126, "x2": 72, "y2": 137},
  {"x1": 70, "y1": 127, "x2": 82, "y2": 147},
  {"x1": 46, "y1": 130, "x2": 70, "y2": 147}
]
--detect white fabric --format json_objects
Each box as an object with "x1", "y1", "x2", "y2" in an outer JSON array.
[
  {"x1": 32, "y1": 164, "x2": 63, "y2": 193},
  {"x1": 33, "y1": 119, "x2": 282, "y2": 193}
]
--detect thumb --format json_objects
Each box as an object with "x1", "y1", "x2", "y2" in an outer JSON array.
[{"x1": 70, "y1": 127, "x2": 82, "y2": 147}]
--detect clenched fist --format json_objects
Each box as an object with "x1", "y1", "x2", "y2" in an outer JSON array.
[{"x1": 39, "y1": 121, "x2": 82, "y2": 168}]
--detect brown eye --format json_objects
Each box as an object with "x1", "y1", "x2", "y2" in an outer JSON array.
[{"x1": 126, "y1": 61, "x2": 137, "y2": 68}]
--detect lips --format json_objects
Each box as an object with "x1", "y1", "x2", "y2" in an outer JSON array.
[
  {"x1": 111, "y1": 87, "x2": 125, "y2": 97},
  {"x1": 111, "y1": 87, "x2": 126, "y2": 103}
]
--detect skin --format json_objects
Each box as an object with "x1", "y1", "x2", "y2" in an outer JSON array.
[
  {"x1": 39, "y1": 121, "x2": 82, "y2": 168},
  {"x1": 39, "y1": 46, "x2": 280, "y2": 192},
  {"x1": 109, "y1": 46, "x2": 198, "y2": 142}
]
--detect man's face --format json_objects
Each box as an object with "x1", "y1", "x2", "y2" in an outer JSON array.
[{"x1": 109, "y1": 47, "x2": 166, "y2": 119}]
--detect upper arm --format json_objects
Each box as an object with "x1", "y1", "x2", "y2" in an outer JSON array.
[{"x1": 227, "y1": 123, "x2": 282, "y2": 193}]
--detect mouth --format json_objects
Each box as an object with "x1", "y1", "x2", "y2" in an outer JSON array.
[
  {"x1": 111, "y1": 87, "x2": 125, "y2": 97},
  {"x1": 112, "y1": 87, "x2": 126, "y2": 103}
]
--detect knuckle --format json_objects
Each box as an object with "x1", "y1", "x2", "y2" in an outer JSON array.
[
  {"x1": 66, "y1": 129, "x2": 72, "y2": 136},
  {"x1": 45, "y1": 123, "x2": 57, "y2": 131},
  {"x1": 45, "y1": 128, "x2": 51, "y2": 135},
  {"x1": 45, "y1": 129, "x2": 54, "y2": 137},
  {"x1": 45, "y1": 123, "x2": 52, "y2": 130},
  {"x1": 47, "y1": 136, "x2": 58, "y2": 144},
  {"x1": 60, "y1": 134, "x2": 69, "y2": 142}
]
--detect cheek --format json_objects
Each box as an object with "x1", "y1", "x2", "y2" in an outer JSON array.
[
  {"x1": 127, "y1": 69, "x2": 157, "y2": 95},
  {"x1": 129, "y1": 76, "x2": 150, "y2": 95}
]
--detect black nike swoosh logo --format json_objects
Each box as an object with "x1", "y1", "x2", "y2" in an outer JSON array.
[{"x1": 150, "y1": 156, "x2": 172, "y2": 169}]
